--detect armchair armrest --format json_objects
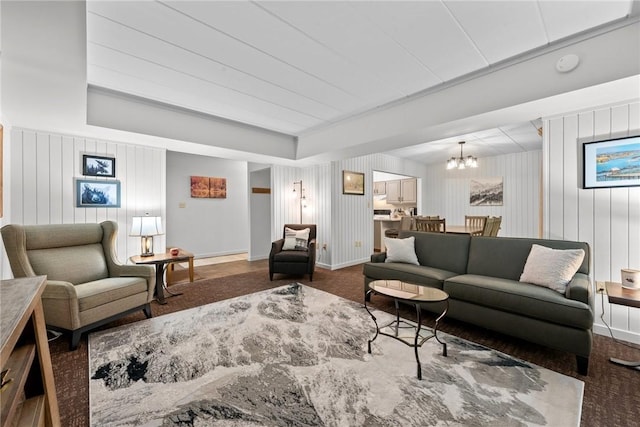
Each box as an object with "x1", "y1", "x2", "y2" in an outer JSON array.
[
  {"x1": 270, "y1": 238, "x2": 285, "y2": 255},
  {"x1": 566, "y1": 273, "x2": 592, "y2": 306},
  {"x1": 112, "y1": 263, "x2": 155, "y2": 279},
  {"x1": 42, "y1": 280, "x2": 78, "y2": 299},
  {"x1": 370, "y1": 252, "x2": 387, "y2": 263}
]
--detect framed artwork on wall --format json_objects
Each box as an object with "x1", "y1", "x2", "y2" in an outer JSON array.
[
  {"x1": 583, "y1": 135, "x2": 640, "y2": 189},
  {"x1": 343, "y1": 170, "x2": 365, "y2": 195},
  {"x1": 470, "y1": 177, "x2": 503, "y2": 206},
  {"x1": 76, "y1": 179, "x2": 121, "y2": 207},
  {"x1": 190, "y1": 176, "x2": 227, "y2": 198},
  {"x1": 83, "y1": 154, "x2": 116, "y2": 178}
]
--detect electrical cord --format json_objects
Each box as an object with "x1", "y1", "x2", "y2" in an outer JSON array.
[{"x1": 598, "y1": 287, "x2": 640, "y2": 351}]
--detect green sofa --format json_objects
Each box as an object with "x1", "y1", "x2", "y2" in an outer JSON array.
[{"x1": 363, "y1": 230, "x2": 594, "y2": 375}]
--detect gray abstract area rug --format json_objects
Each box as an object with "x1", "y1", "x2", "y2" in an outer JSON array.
[{"x1": 88, "y1": 284, "x2": 583, "y2": 426}]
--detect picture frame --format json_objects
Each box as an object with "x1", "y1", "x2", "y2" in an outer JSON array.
[
  {"x1": 470, "y1": 177, "x2": 503, "y2": 206},
  {"x1": 190, "y1": 176, "x2": 227, "y2": 199},
  {"x1": 83, "y1": 154, "x2": 116, "y2": 178},
  {"x1": 76, "y1": 179, "x2": 121, "y2": 207},
  {"x1": 343, "y1": 170, "x2": 365, "y2": 195},
  {"x1": 583, "y1": 135, "x2": 640, "y2": 189}
]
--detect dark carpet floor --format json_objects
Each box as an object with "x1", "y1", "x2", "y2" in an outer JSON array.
[{"x1": 49, "y1": 262, "x2": 640, "y2": 426}]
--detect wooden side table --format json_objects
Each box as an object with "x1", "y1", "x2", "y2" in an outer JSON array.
[
  {"x1": 605, "y1": 281, "x2": 640, "y2": 370},
  {"x1": 166, "y1": 251, "x2": 194, "y2": 286},
  {"x1": 130, "y1": 250, "x2": 193, "y2": 305}
]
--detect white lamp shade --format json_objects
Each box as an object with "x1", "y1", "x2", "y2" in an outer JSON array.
[{"x1": 130, "y1": 216, "x2": 163, "y2": 236}]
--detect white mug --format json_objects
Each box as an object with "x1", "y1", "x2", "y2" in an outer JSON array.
[{"x1": 621, "y1": 269, "x2": 640, "y2": 290}]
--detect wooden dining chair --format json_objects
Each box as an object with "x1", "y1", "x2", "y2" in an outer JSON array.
[
  {"x1": 490, "y1": 216, "x2": 502, "y2": 237},
  {"x1": 465, "y1": 215, "x2": 488, "y2": 231},
  {"x1": 482, "y1": 217, "x2": 496, "y2": 236},
  {"x1": 416, "y1": 218, "x2": 446, "y2": 233}
]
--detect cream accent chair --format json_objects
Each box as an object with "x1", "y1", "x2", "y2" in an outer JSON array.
[{"x1": 1, "y1": 221, "x2": 155, "y2": 350}]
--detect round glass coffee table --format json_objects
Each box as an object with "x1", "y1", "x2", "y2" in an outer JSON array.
[{"x1": 365, "y1": 280, "x2": 449, "y2": 380}]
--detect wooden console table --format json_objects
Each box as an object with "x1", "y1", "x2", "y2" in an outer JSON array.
[{"x1": 1, "y1": 276, "x2": 60, "y2": 426}]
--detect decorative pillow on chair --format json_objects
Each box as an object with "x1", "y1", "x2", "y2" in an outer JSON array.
[
  {"x1": 519, "y1": 244, "x2": 585, "y2": 293},
  {"x1": 283, "y1": 227, "x2": 310, "y2": 251},
  {"x1": 384, "y1": 236, "x2": 419, "y2": 265}
]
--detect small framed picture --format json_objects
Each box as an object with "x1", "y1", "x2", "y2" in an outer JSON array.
[
  {"x1": 76, "y1": 179, "x2": 121, "y2": 208},
  {"x1": 83, "y1": 154, "x2": 116, "y2": 178},
  {"x1": 343, "y1": 170, "x2": 365, "y2": 195}
]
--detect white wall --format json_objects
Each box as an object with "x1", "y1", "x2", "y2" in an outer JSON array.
[
  {"x1": 545, "y1": 101, "x2": 640, "y2": 344},
  {"x1": 165, "y1": 151, "x2": 249, "y2": 258},
  {"x1": 424, "y1": 150, "x2": 542, "y2": 238},
  {"x1": 2, "y1": 128, "x2": 166, "y2": 272}
]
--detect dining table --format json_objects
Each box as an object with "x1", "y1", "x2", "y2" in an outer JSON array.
[{"x1": 446, "y1": 225, "x2": 484, "y2": 236}]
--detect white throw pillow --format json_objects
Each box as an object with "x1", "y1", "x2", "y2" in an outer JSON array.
[
  {"x1": 283, "y1": 227, "x2": 310, "y2": 251},
  {"x1": 520, "y1": 244, "x2": 585, "y2": 293},
  {"x1": 384, "y1": 236, "x2": 419, "y2": 265}
]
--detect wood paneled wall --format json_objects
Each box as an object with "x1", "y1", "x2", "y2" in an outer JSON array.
[
  {"x1": 424, "y1": 150, "x2": 542, "y2": 238},
  {"x1": 545, "y1": 102, "x2": 640, "y2": 344},
  {"x1": 7, "y1": 128, "x2": 166, "y2": 261}
]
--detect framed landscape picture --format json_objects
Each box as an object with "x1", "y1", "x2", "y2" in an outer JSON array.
[
  {"x1": 76, "y1": 179, "x2": 121, "y2": 207},
  {"x1": 343, "y1": 170, "x2": 365, "y2": 195},
  {"x1": 83, "y1": 154, "x2": 116, "y2": 178},
  {"x1": 190, "y1": 176, "x2": 227, "y2": 199},
  {"x1": 470, "y1": 177, "x2": 503, "y2": 206},
  {"x1": 583, "y1": 135, "x2": 640, "y2": 189}
]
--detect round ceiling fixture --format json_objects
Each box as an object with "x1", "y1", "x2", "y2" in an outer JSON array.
[{"x1": 556, "y1": 54, "x2": 580, "y2": 73}]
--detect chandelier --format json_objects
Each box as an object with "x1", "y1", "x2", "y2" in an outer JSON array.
[{"x1": 446, "y1": 141, "x2": 478, "y2": 170}]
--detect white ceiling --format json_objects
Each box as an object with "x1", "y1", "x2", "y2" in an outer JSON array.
[{"x1": 86, "y1": 0, "x2": 635, "y2": 162}]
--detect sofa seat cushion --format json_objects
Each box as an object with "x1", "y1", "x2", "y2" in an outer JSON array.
[
  {"x1": 363, "y1": 262, "x2": 456, "y2": 289},
  {"x1": 76, "y1": 277, "x2": 149, "y2": 312},
  {"x1": 273, "y1": 250, "x2": 310, "y2": 263},
  {"x1": 443, "y1": 274, "x2": 593, "y2": 329}
]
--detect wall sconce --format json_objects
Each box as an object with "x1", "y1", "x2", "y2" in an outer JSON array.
[
  {"x1": 293, "y1": 180, "x2": 306, "y2": 224},
  {"x1": 130, "y1": 214, "x2": 163, "y2": 257}
]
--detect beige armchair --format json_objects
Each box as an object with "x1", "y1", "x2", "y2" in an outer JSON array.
[{"x1": 1, "y1": 221, "x2": 155, "y2": 350}]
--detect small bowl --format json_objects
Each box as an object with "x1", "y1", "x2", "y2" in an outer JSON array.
[
  {"x1": 170, "y1": 248, "x2": 180, "y2": 256},
  {"x1": 621, "y1": 269, "x2": 640, "y2": 290}
]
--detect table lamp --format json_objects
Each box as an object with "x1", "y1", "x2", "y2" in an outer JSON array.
[{"x1": 130, "y1": 215, "x2": 163, "y2": 257}]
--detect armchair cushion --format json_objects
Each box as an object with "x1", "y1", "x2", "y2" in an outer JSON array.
[
  {"x1": 76, "y1": 277, "x2": 149, "y2": 311},
  {"x1": 28, "y1": 244, "x2": 109, "y2": 284}
]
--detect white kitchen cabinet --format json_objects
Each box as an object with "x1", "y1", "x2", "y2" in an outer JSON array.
[
  {"x1": 373, "y1": 181, "x2": 386, "y2": 195},
  {"x1": 386, "y1": 178, "x2": 416, "y2": 203},
  {"x1": 401, "y1": 178, "x2": 417, "y2": 203}
]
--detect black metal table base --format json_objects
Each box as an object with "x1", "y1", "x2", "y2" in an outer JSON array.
[{"x1": 365, "y1": 290, "x2": 448, "y2": 380}]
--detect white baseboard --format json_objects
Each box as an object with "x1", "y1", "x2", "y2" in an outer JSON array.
[
  {"x1": 326, "y1": 258, "x2": 369, "y2": 271},
  {"x1": 593, "y1": 323, "x2": 640, "y2": 345},
  {"x1": 247, "y1": 254, "x2": 269, "y2": 261},
  {"x1": 194, "y1": 250, "x2": 247, "y2": 259}
]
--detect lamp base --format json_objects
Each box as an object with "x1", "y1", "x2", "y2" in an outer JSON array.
[{"x1": 140, "y1": 236, "x2": 154, "y2": 257}]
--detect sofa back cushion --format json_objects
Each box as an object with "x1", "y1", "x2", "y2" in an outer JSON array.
[
  {"x1": 467, "y1": 236, "x2": 590, "y2": 280},
  {"x1": 398, "y1": 231, "x2": 471, "y2": 274},
  {"x1": 24, "y1": 223, "x2": 109, "y2": 285}
]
